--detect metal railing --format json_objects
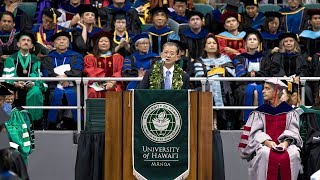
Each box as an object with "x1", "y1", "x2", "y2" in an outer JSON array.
[{"x1": 1, "y1": 76, "x2": 314, "y2": 132}]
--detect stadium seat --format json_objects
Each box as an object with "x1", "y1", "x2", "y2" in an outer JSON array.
[
  {"x1": 194, "y1": 3, "x2": 214, "y2": 15},
  {"x1": 259, "y1": 4, "x2": 281, "y2": 13},
  {"x1": 141, "y1": 24, "x2": 153, "y2": 32},
  {"x1": 18, "y1": 2, "x2": 37, "y2": 19},
  {"x1": 168, "y1": 18, "x2": 180, "y2": 33},
  {"x1": 304, "y1": 3, "x2": 320, "y2": 9}
]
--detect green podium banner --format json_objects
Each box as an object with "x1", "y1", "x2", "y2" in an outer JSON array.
[{"x1": 132, "y1": 90, "x2": 190, "y2": 180}]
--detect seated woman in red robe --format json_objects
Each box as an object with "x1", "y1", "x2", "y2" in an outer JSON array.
[{"x1": 83, "y1": 31, "x2": 124, "y2": 98}]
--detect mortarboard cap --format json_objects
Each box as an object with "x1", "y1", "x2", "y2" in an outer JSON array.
[
  {"x1": 42, "y1": 8, "x2": 62, "y2": 24},
  {"x1": 112, "y1": 10, "x2": 127, "y2": 22},
  {"x1": 243, "y1": 29, "x2": 263, "y2": 41},
  {"x1": 264, "y1": 11, "x2": 283, "y2": 18},
  {"x1": 16, "y1": 32, "x2": 36, "y2": 44},
  {"x1": 281, "y1": 81, "x2": 303, "y2": 94},
  {"x1": 149, "y1": 7, "x2": 170, "y2": 16},
  {"x1": 241, "y1": 0, "x2": 260, "y2": 7},
  {"x1": 279, "y1": 32, "x2": 299, "y2": 42},
  {"x1": 186, "y1": 10, "x2": 204, "y2": 20},
  {"x1": 78, "y1": 4, "x2": 99, "y2": 17},
  {"x1": 132, "y1": 32, "x2": 149, "y2": 43},
  {"x1": 307, "y1": 9, "x2": 320, "y2": 20},
  {"x1": 50, "y1": 30, "x2": 72, "y2": 42},
  {"x1": 91, "y1": 30, "x2": 113, "y2": 44},
  {"x1": 221, "y1": 11, "x2": 242, "y2": 23},
  {"x1": 173, "y1": 0, "x2": 187, "y2": 3},
  {"x1": 265, "y1": 78, "x2": 288, "y2": 88}
]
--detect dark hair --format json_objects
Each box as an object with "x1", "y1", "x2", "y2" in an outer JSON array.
[
  {"x1": 201, "y1": 33, "x2": 221, "y2": 58},
  {"x1": 313, "y1": 86, "x2": 320, "y2": 107},
  {"x1": 92, "y1": 36, "x2": 114, "y2": 59},
  {"x1": 162, "y1": 42, "x2": 180, "y2": 54},
  {"x1": 0, "y1": 11, "x2": 14, "y2": 21},
  {"x1": 173, "y1": 0, "x2": 187, "y2": 4},
  {"x1": 262, "y1": 16, "x2": 281, "y2": 33}
]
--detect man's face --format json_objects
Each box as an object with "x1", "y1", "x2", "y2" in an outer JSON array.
[
  {"x1": 224, "y1": 17, "x2": 239, "y2": 32},
  {"x1": 152, "y1": 12, "x2": 167, "y2": 28},
  {"x1": 310, "y1": 15, "x2": 320, "y2": 29},
  {"x1": 262, "y1": 83, "x2": 276, "y2": 101},
  {"x1": 188, "y1": 15, "x2": 202, "y2": 31},
  {"x1": 53, "y1": 36, "x2": 69, "y2": 51},
  {"x1": 70, "y1": 0, "x2": 80, "y2": 4},
  {"x1": 161, "y1": 45, "x2": 179, "y2": 67},
  {"x1": 17, "y1": 36, "x2": 33, "y2": 50},
  {"x1": 82, "y1": 12, "x2": 95, "y2": 24},
  {"x1": 245, "y1": 5, "x2": 258, "y2": 18},
  {"x1": 0, "y1": 15, "x2": 14, "y2": 32},
  {"x1": 42, "y1": 14, "x2": 54, "y2": 30},
  {"x1": 136, "y1": 39, "x2": 150, "y2": 54},
  {"x1": 173, "y1": 2, "x2": 187, "y2": 16},
  {"x1": 114, "y1": 19, "x2": 126, "y2": 32},
  {"x1": 287, "y1": 0, "x2": 300, "y2": 9}
]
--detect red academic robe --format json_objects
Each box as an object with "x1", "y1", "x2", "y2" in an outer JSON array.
[
  {"x1": 83, "y1": 53, "x2": 124, "y2": 98},
  {"x1": 216, "y1": 35, "x2": 246, "y2": 59}
]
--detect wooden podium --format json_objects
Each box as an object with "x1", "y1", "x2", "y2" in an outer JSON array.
[{"x1": 104, "y1": 91, "x2": 213, "y2": 180}]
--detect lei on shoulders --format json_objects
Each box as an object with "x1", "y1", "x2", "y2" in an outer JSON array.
[{"x1": 149, "y1": 61, "x2": 183, "y2": 89}]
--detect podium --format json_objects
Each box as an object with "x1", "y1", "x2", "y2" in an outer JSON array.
[{"x1": 104, "y1": 91, "x2": 213, "y2": 179}]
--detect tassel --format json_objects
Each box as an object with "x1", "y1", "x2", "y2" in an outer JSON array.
[
  {"x1": 51, "y1": 8, "x2": 57, "y2": 24},
  {"x1": 254, "y1": 0, "x2": 257, "y2": 5},
  {"x1": 238, "y1": 14, "x2": 241, "y2": 22},
  {"x1": 288, "y1": 82, "x2": 292, "y2": 93},
  {"x1": 186, "y1": 49, "x2": 188, "y2": 57},
  {"x1": 98, "y1": 17, "x2": 101, "y2": 28}
]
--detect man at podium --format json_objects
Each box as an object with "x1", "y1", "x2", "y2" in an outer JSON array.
[{"x1": 138, "y1": 42, "x2": 190, "y2": 89}]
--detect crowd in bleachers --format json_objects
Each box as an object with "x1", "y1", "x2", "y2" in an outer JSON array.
[{"x1": 1, "y1": 0, "x2": 320, "y2": 130}]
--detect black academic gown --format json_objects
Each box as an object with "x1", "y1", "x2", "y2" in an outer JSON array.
[{"x1": 0, "y1": 149, "x2": 29, "y2": 180}]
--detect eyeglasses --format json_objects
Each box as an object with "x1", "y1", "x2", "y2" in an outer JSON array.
[{"x1": 162, "y1": 51, "x2": 177, "y2": 57}]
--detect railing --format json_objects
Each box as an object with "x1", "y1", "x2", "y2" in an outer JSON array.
[{"x1": 0, "y1": 76, "x2": 314, "y2": 132}]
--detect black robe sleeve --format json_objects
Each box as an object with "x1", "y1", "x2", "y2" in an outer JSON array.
[{"x1": 0, "y1": 149, "x2": 29, "y2": 180}]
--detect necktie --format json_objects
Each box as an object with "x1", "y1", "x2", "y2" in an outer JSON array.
[{"x1": 164, "y1": 70, "x2": 171, "y2": 89}]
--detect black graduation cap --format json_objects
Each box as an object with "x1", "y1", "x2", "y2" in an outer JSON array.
[
  {"x1": 112, "y1": 10, "x2": 127, "y2": 22},
  {"x1": 50, "y1": 30, "x2": 72, "y2": 42},
  {"x1": 78, "y1": 4, "x2": 99, "y2": 17},
  {"x1": 307, "y1": 9, "x2": 320, "y2": 20},
  {"x1": 241, "y1": 0, "x2": 261, "y2": 7},
  {"x1": 16, "y1": 32, "x2": 36, "y2": 45},
  {"x1": 149, "y1": 7, "x2": 170, "y2": 16},
  {"x1": 91, "y1": 31, "x2": 113, "y2": 44},
  {"x1": 221, "y1": 11, "x2": 241, "y2": 23},
  {"x1": 243, "y1": 29, "x2": 263, "y2": 41},
  {"x1": 224, "y1": 0, "x2": 241, "y2": 13},
  {"x1": 0, "y1": 82, "x2": 14, "y2": 95},
  {"x1": 169, "y1": 39, "x2": 187, "y2": 51},
  {"x1": 186, "y1": 10, "x2": 204, "y2": 20},
  {"x1": 132, "y1": 32, "x2": 149, "y2": 44},
  {"x1": 173, "y1": 0, "x2": 187, "y2": 3},
  {"x1": 264, "y1": 11, "x2": 283, "y2": 18},
  {"x1": 281, "y1": 80, "x2": 302, "y2": 94},
  {"x1": 42, "y1": 8, "x2": 62, "y2": 23},
  {"x1": 0, "y1": 132, "x2": 10, "y2": 150},
  {"x1": 279, "y1": 32, "x2": 299, "y2": 42}
]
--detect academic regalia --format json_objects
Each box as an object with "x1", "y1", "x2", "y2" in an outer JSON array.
[
  {"x1": 57, "y1": 1, "x2": 81, "y2": 28},
  {"x1": 122, "y1": 52, "x2": 158, "y2": 89},
  {"x1": 233, "y1": 52, "x2": 271, "y2": 122},
  {"x1": 0, "y1": 7, "x2": 32, "y2": 33},
  {"x1": 280, "y1": 5, "x2": 307, "y2": 34},
  {"x1": 193, "y1": 55, "x2": 235, "y2": 129},
  {"x1": 148, "y1": 26, "x2": 180, "y2": 55},
  {"x1": 72, "y1": 26, "x2": 103, "y2": 55},
  {"x1": 99, "y1": 2, "x2": 141, "y2": 34},
  {"x1": 0, "y1": 30, "x2": 19, "y2": 76},
  {"x1": 239, "y1": 102, "x2": 302, "y2": 180},
  {"x1": 42, "y1": 49, "x2": 83, "y2": 123},
  {"x1": 83, "y1": 53, "x2": 124, "y2": 97},
  {"x1": 271, "y1": 52, "x2": 308, "y2": 77},
  {"x1": 299, "y1": 30, "x2": 320, "y2": 58},
  {"x1": 169, "y1": 10, "x2": 189, "y2": 24},
  {"x1": 179, "y1": 28, "x2": 208, "y2": 61},
  {"x1": 216, "y1": 31, "x2": 246, "y2": 59},
  {"x1": 242, "y1": 12, "x2": 265, "y2": 31},
  {"x1": 2, "y1": 52, "x2": 45, "y2": 121},
  {"x1": 261, "y1": 31, "x2": 283, "y2": 57}
]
